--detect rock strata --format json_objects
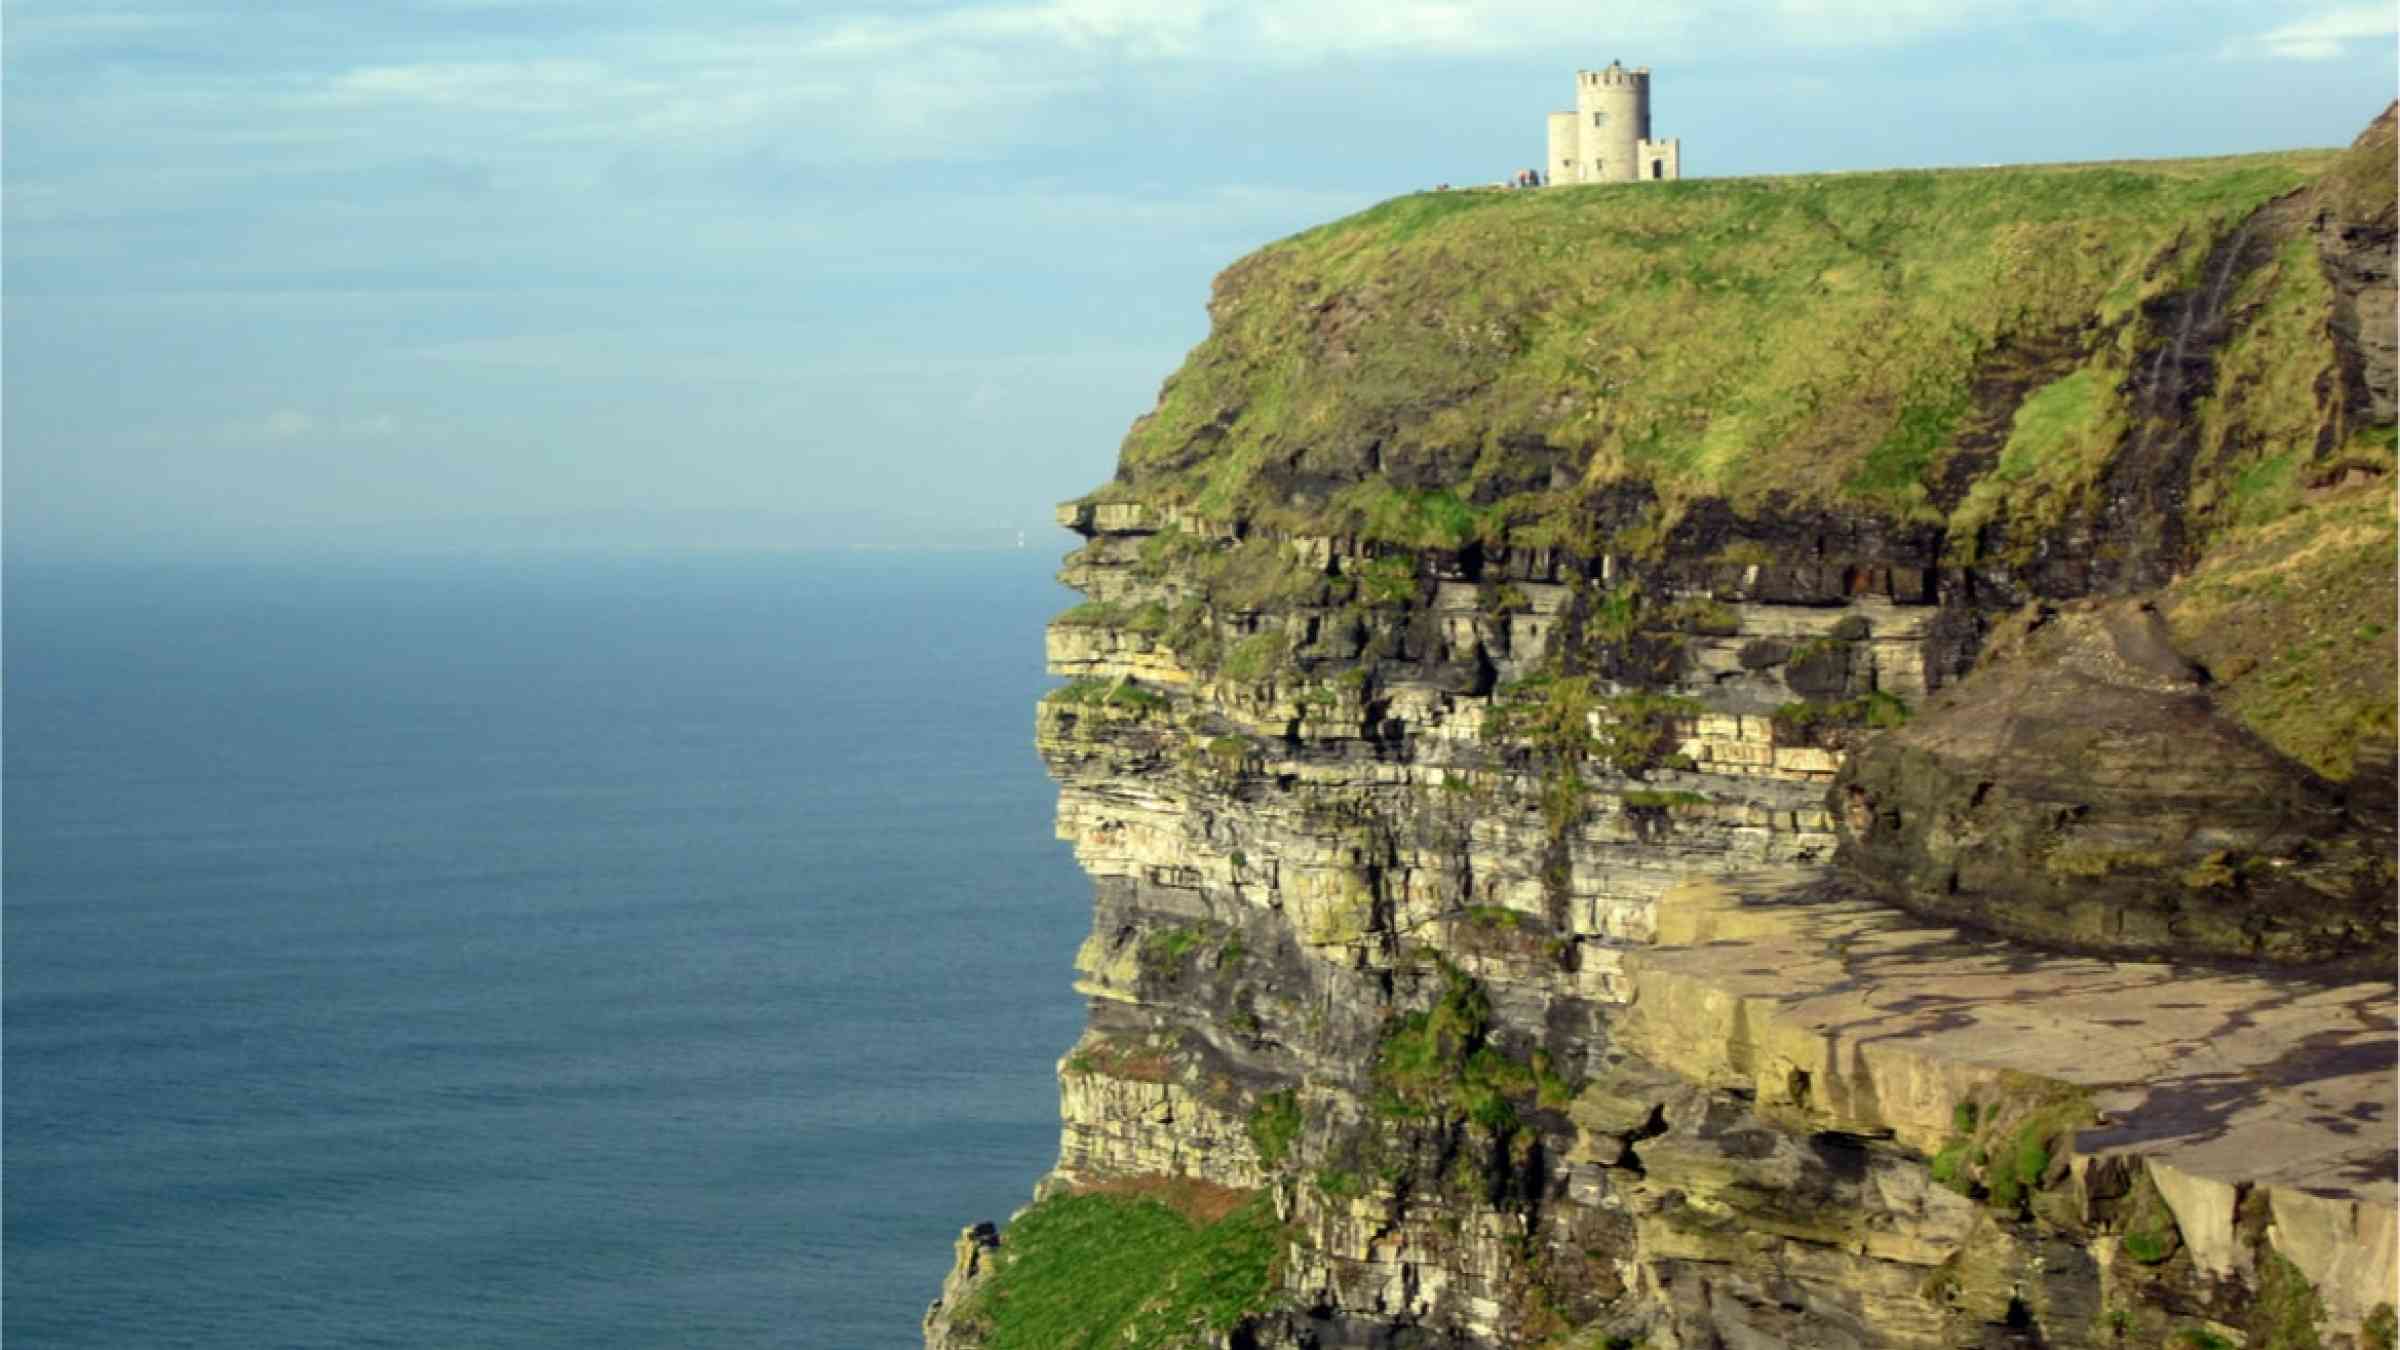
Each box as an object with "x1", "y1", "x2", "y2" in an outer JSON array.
[
  {"x1": 926, "y1": 133, "x2": 2397, "y2": 1350},
  {"x1": 1837, "y1": 599, "x2": 2394, "y2": 964}
]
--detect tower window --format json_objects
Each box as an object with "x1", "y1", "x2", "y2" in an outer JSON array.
[{"x1": 1592, "y1": 111, "x2": 1607, "y2": 127}]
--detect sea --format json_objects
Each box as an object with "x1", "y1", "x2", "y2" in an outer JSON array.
[{"x1": 4, "y1": 550, "x2": 1093, "y2": 1348}]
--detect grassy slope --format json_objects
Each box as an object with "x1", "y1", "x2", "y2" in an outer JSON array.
[
  {"x1": 1094, "y1": 144, "x2": 2396, "y2": 776},
  {"x1": 963, "y1": 1189, "x2": 1283, "y2": 1349},
  {"x1": 1113, "y1": 151, "x2": 2351, "y2": 546}
]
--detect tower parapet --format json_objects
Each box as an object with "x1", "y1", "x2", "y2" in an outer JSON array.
[{"x1": 1549, "y1": 62, "x2": 1681, "y2": 186}]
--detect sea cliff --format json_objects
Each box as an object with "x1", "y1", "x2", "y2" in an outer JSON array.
[{"x1": 927, "y1": 109, "x2": 2398, "y2": 1350}]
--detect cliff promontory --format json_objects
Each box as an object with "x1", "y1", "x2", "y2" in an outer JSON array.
[{"x1": 928, "y1": 110, "x2": 2398, "y2": 1350}]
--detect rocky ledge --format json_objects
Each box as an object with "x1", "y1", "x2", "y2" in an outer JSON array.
[{"x1": 1625, "y1": 869, "x2": 2395, "y2": 1346}]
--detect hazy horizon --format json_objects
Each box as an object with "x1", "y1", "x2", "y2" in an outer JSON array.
[{"x1": 7, "y1": 1, "x2": 2393, "y2": 562}]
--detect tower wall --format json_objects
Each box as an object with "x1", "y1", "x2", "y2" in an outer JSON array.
[
  {"x1": 1637, "y1": 137, "x2": 1682, "y2": 182},
  {"x1": 1546, "y1": 111, "x2": 1580, "y2": 184},
  {"x1": 1572, "y1": 64, "x2": 1648, "y2": 183}
]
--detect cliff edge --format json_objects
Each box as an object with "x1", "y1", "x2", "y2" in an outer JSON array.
[{"x1": 929, "y1": 110, "x2": 2397, "y2": 1350}]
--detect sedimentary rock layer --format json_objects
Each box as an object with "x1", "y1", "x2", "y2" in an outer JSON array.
[{"x1": 925, "y1": 125, "x2": 2397, "y2": 1350}]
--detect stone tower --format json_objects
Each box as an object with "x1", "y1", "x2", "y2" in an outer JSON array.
[{"x1": 1545, "y1": 62, "x2": 1682, "y2": 185}]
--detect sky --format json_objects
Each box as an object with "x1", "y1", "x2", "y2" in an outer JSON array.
[{"x1": 5, "y1": 1, "x2": 2393, "y2": 560}]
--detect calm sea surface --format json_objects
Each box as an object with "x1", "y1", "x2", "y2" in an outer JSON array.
[{"x1": 5, "y1": 551, "x2": 1091, "y2": 1348}]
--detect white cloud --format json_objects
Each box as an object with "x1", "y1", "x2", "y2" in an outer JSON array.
[
  {"x1": 2238, "y1": 5, "x2": 2395, "y2": 59},
  {"x1": 259, "y1": 409, "x2": 317, "y2": 440},
  {"x1": 218, "y1": 408, "x2": 409, "y2": 445},
  {"x1": 279, "y1": 0, "x2": 2224, "y2": 163},
  {"x1": 319, "y1": 59, "x2": 624, "y2": 114},
  {"x1": 4, "y1": 0, "x2": 2269, "y2": 192}
]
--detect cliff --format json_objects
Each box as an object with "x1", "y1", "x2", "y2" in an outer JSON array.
[{"x1": 927, "y1": 109, "x2": 2398, "y2": 1350}]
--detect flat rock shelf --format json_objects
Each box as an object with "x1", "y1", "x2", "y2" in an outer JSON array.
[{"x1": 1626, "y1": 868, "x2": 2397, "y2": 1337}]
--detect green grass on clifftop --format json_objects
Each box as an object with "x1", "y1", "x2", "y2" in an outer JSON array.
[
  {"x1": 2166, "y1": 469, "x2": 2398, "y2": 777},
  {"x1": 1111, "y1": 151, "x2": 2336, "y2": 548},
  {"x1": 966, "y1": 1190, "x2": 1284, "y2": 1349}
]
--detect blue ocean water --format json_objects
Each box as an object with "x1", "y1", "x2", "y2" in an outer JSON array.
[{"x1": 4, "y1": 551, "x2": 1090, "y2": 1348}]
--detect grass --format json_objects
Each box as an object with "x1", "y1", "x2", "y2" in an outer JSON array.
[
  {"x1": 1053, "y1": 601, "x2": 1127, "y2": 627},
  {"x1": 967, "y1": 1191, "x2": 1285, "y2": 1349},
  {"x1": 1373, "y1": 961, "x2": 1577, "y2": 1134},
  {"x1": 2365, "y1": 1303, "x2": 2396, "y2": 1350},
  {"x1": 2251, "y1": 1250, "x2": 2327, "y2": 1350},
  {"x1": 1063, "y1": 1034, "x2": 1177, "y2": 1084},
  {"x1": 1313, "y1": 1168, "x2": 1363, "y2": 1199},
  {"x1": 1771, "y1": 690, "x2": 1910, "y2": 735},
  {"x1": 1247, "y1": 1090, "x2": 1303, "y2": 1167},
  {"x1": 1948, "y1": 367, "x2": 2118, "y2": 550},
  {"x1": 2163, "y1": 473, "x2": 2396, "y2": 777},
  {"x1": 1140, "y1": 926, "x2": 1206, "y2": 974},
  {"x1": 1331, "y1": 482, "x2": 1494, "y2": 548},
  {"x1": 1352, "y1": 554, "x2": 1421, "y2": 606},
  {"x1": 1047, "y1": 677, "x2": 1170, "y2": 714},
  {"x1": 1109, "y1": 150, "x2": 2333, "y2": 541},
  {"x1": 1920, "y1": 1084, "x2": 2093, "y2": 1212},
  {"x1": 1485, "y1": 676, "x2": 1703, "y2": 777},
  {"x1": 1219, "y1": 631, "x2": 1290, "y2": 681}
]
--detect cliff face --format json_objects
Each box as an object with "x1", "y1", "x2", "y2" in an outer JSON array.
[{"x1": 927, "y1": 116, "x2": 2398, "y2": 1350}]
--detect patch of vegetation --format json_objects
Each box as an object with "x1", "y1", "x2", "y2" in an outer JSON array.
[
  {"x1": 1206, "y1": 735, "x2": 1255, "y2": 765},
  {"x1": 1591, "y1": 691, "x2": 1702, "y2": 778},
  {"x1": 1948, "y1": 366, "x2": 2120, "y2": 551},
  {"x1": 1134, "y1": 525, "x2": 1210, "y2": 580},
  {"x1": 2121, "y1": 1228, "x2": 2174, "y2": 1263},
  {"x1": 1332, "y1": 482, "x2": 1493, "y2": 548},
  {"x1": 1483, "y1": 676, "x2": 1704, "y2": 882},
  {"x1": 1352, "y1": 554, "x2": 1421, "y2": 607},
  {"x1": 1047, "y1": 677, "x2": 1170, "y2": 714},
  {"x1": 1847, "y1": 379, "x2": 1969, "y2": 505},
  {"x1": 2188, "y1": 228, "x2": 2342, "y2": 537},
  {"x1": 1920, "y1": 1085, "x2": 2093, "y2": 1213},
  {"x1": 966, "y1": 1191, "x2": 1285, "y2": 1349},
  {"x1": 1658, "y1": 595, "x2": 1741, "y2": 635},
  {"x1": 1486, "y1": 676, "x2": 1702, "y2": 779},
  {"x1": 1313, "y1": 1168, "x2": 1363, "y2": 1200},
  {"x1": 1591, "y1": 582, "x2": 1645, "y2": 640},
  {"x1": 1064, "y1": 1034, "x2": 1177, "y2": 1084},
  {"x1": 1488, "y1": 582, "x2": 1532, "y2": 615},
  {"x1": 1220, "y1": 630, "x2": 1290, "y2": 682},
  {"x1": 1770, "y1": 690, "x2": 1910, "y2": 735},
  {"x1": 1247, "y1": 1089, "x2": 1303, "y2": 1167},
  {"x1": 2164, "y1": 476, "x2": 2397, "y2": 779},
  {"x1": 2116, "y1": 1165, "x2": 2184, "y2": 1265},
  {"x1": 1929, "y1": 1137, "x2": 1986, "y2": 1197},
  {"x1": 1141, "y1": 926, "x2": 1207, "y2": 975},
  {"x1": 1054, "y1": 601, "x2": 1129, "y2": 628},
  {"x1": 1372, "y1": 961, "x2": 1576, "y2": 1132},
  {"x1": 2249, "y1": 1249, "x2": 2326, "y2": 1350},
  {"x1": 1113, "y1": 151, "x2": 2329, "y2": 543},
  {"x1": 2364, "y1": 1303, "x2": 2396, "y2": 1350},
  {"x1": 1197, "y1": 537, "x2": 1329, "y2": 613}
]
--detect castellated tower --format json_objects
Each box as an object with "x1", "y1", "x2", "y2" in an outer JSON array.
[{"x1": 1545, "y1": 62, "x2": 1682, "y2": 185}]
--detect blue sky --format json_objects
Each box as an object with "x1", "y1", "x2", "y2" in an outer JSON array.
[{"x1": 5, "y1": 1, "x2": 2393, "y2": 558}]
